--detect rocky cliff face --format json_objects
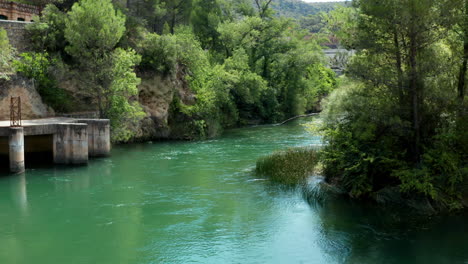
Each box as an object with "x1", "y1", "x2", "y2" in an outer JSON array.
[
  {"x1": 0, "y1": 70, "x2": 198, "y2": 141},
  {"x1": 131, "y1": 70, "x2": 197, "y2": 141},
  {"x1": 0, "y1": 76, "x2": 53, "y2": 120}
]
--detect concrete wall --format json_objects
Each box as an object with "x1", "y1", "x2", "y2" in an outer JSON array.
[
  {"x1": 77, "y1": 119, "x2": 111, "y2": 157},
  {"x1": 324, "y1": 49, "x2": 355, "y2": 76},
  {"x1": 53, "y1": 123, "x2": 88, "y2": 165},
  {"x1": 0, "y1": 118, "x2": 111, "y2": 173},
  {"x1": 0, "y1": 20, "x2": 32, "y2": 52},
  {"x1": 9, "y1": 127, "x2": 24, "y2": 173}
]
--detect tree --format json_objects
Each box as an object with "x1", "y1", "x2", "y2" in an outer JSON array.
[
  {"x1": 65, "y1": 0, "x2": 143, "y2": 140},
  {"x1": 254, "y1": 0, "x2": 274, "y2": 18},
  {"x1": 191, "y1": 0, "x2": 223, "y2": 50},
  {"x1": 65, "y1": 0, "x2": 125, "y2": 63},
  {"x1": 456, "y1": 0, "x2": 468, "y2": 102},
  {"x1": 26, "y1": 4, "x2": 67, "y2": 53},
  {"x1": 0, "y1": 29, "x2": 14, "y2": 80},
  {"x1": 319, "y1": 0, "x2": 468, "y2": 209},
  {"x1": 348, "y1": 0, "x2": 455, "y2": 161}
]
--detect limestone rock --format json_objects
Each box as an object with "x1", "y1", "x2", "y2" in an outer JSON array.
[{"x1": 0, "y1": 76, "x2": 53, "y2": 120}]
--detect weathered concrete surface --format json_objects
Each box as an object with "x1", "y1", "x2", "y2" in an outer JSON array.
[
  {"x1": 0, "y1": 118, "x2": 76, "y2": 136},
  {"x1": 9, "y1": 127, "x2": 24, "y2": 173},
  {"x1": 53, "y1": 123, "x2": 88, "y2": 165},
  {"x1": 78, "y1": 119, "x2": 111, "y2": 157},
  {"x1": 0, "y1": 118, "x2": 110, "y2": 172},
  {"x1": 324, "y1": 49, "x2": 355, "y2": 76}
]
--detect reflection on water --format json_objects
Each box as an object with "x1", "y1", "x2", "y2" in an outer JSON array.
[
  {"x1": 10, "y1": 173, "x2": 28, "y2": 215},
  {"x1": 0, "y1": 117, "x2": 467, "y2": 264},
  {"x1": 303, "y1": 178, "x2": 468, "y2": 264}
]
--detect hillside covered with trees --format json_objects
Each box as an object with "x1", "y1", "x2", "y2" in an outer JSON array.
[
  {"x1": 1, "y1": 0, "x2": 337, "y2": 142},
  {"x1": 272, "y1": 0, "x2": 347, "y2": 19}
]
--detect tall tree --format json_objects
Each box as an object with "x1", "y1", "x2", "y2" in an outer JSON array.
[
  {"x1": 254, "y1": 0, "x2": 274, "y2": 18},
  {"x1": 0, "y1": 29, "x2": 14, "y2": 80},
  {"x1": 191, "y1": 0, "x2": 223, "y2": 50},
  {"x1": 65, "y1": 0, "x2": 143, "y2": 140},
  {"x1": 319, "y1": 0, "x2": 467, "y2": 206},
  {"x1": 457, "y1": 0, "x2": 468, "y2": 102},
  {"x1": 352, "y1": 0, "x2": 454, "y2": 161}
]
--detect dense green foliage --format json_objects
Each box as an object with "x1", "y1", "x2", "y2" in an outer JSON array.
[
  {"x1": 256, "y1": 147, "x2": 319, "y2": 184},
  {"x1": 273, "y1": 0, "x2": 346, "y2": 20},
  {"x1": 124, "y1": 0, "x2": 337, "y2": 135},
  {"x1": 318, "y1": 1, "x2": 468, "y2": 210},
  {"x1": 13, "y1": 52, "x2": 72, "y2": 112},
  {"x1": 23, "y1": 0, "x2": 336, "y2": 141},
  {"x1": 26, "y1": 5, "x2": 68, "y2": 54},
  {"x1": 0, "y1": 29, "x2": 14, "y2": 80},
  {"x1": 64, "y1": 0, "x2": 144, "y2": 142}
]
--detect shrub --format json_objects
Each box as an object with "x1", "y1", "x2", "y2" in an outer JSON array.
[
  {"x1": 256, "y1": 147, "x2": 319, "y2": 185},
  {"x1": 14, "y1": 52, "x2": 72, "y2": 112},
  {"x1": 139, "y1": 33, "x2": 178, "y2": 76},
  {"x1": 0, "y1": 29, "x2": 15, "y2": 80},
  {"x1": 26, "y1": 4, "x2": 67, "y2": 53}
]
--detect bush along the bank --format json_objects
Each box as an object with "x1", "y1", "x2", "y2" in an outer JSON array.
[
  {"x1": 256, "y1": 147, "x2": 319, "y2": 185},
  {"x1": 316, "y1": 1, "x2": 468, "y2": 212},
  {"x1": 13, "y1": 52, "x2": 73, "y2": 112}
]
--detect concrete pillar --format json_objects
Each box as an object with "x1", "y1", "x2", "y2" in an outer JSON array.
[
  {"x1": 53, "y1": 123, "x2": 88, "y2": 164},
  {"x1": 77, "y1": 119, "x2": 111, "y2": 157},
  {"x1": 9, "y1": 127, "x2": 25, "y2": 173}
]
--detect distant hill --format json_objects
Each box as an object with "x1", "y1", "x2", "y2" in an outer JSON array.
[{"x1": 272, "y1": 0, "x2": 348, "y2": 19}]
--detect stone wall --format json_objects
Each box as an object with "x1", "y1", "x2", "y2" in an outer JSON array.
[
  {"x1": 0, "y1": 0, "x2": 40, "y2": 22},
  {"x1": 0, "y1": 20, "x2": 31, "y2": 52}
]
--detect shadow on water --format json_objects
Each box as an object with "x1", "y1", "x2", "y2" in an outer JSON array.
[
  {"x1": 0, "y1": 154, "x2": 9, "y2": 177},
  {"x1": 300, "y1": 177, "x2": 468, "y2": 264},
  {"x1": 0, "y1": 151, "x2": 81, "y2": 178},
  {"x1": 24, "y1": 151, "x2": 54, "y2": 169}
]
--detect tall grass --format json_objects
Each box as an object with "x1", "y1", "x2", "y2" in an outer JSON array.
[{"x1": 255, "y1": 147, "x2": 319, "y2": 185}]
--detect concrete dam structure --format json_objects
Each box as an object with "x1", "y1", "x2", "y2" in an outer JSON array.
[{"x1": 0, "y1": 118, "x2": 111, "y2": 173}]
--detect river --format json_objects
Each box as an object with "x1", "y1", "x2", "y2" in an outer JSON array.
[{"x1": 0, "y1": 117, "x2": 467, "y2": 263}]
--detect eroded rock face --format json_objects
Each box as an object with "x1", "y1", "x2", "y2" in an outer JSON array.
[
  {"x1": 138, "y1": 74, "x2": 175, "y2": 126},
  {"x1": 0, "y1": 76, "x2": 53, "y2": 120},
  {"x1": 134, "y1": 71, "x2": 197, "y2": 141}
]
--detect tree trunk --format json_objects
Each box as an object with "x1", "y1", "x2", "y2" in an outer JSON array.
[
  {"x1": 262, "y1": 55, "x2": 269, "y2": 79},
  {"x1": 457, "y1": 0, "x2": 468, "y2": 102},
  {"x1": 393, "y1": 27, "x2": 404, "y2": 105},
  {"x1": 409, "y1": 25, "x2": 421, "y2": 163},
  {"x1": 171, "y1": 10, "x2": 176, "y2": 34},
  {"x1": 457, "y1": 43, "x2": 467, "y2": 101}
]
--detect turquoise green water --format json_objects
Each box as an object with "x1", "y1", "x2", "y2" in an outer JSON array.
[{"x1": 0, "y1": 118, "x2": 467, "y2": 264}]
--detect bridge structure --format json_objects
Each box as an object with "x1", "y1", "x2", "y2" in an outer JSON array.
[
  {"x1": 0, "y1": 118, "x2": 111, "y2": 174},
  {"x1": 324, "y1": 49, "x2": 355, "y2": 75}
]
